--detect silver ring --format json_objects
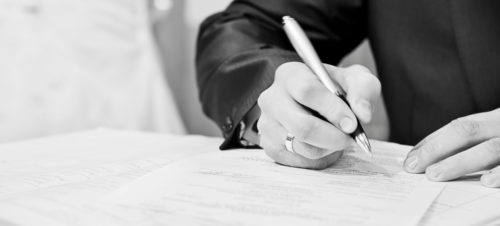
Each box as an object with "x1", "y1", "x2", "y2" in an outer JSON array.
[{"x1": 285, "y1": 133, "x2": 295, "y2": 153}]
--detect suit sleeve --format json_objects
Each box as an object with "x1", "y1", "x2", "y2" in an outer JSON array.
[{"x1": 195, "y1": 0, "x2": 367, "y2": 149}]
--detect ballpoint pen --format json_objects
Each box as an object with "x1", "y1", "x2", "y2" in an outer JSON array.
[{"x1": 282, "y1": 15, "x2": 372, "y2": 157}]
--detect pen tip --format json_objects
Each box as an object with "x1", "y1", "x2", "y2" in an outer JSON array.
[{"x1": 355, "y1": 133, "x2": 372, "y2": 157}]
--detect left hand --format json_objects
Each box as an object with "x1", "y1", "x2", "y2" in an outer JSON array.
[{"x1": 404, "y1": 108, "x2": 500, "y2": 187}]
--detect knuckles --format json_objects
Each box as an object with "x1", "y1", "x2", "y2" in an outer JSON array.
[
  {"x1": 343, "y1": 65, "x2": 381, "y2": 95},
  {"x1": 292, "y1": 80, "x2": 317, "y2": 102},
  {"x1": 484, "y1": 138, "x2": 500, "y2": 157},
  {"x1": 257, "y1": 88, "x2": 273, "y2": 110},
  {"x1": 449, "y1": 118, "x2": 481, "y2": 139},
  {"x1": 291, "y1": 116, "x2": 318, "y2": 141},
  {"x1": 419, "y1": 141, "x2": 439, "y2": 157}
]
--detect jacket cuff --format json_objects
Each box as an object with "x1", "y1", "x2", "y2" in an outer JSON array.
[{"x1": 215, "y1": 50, "x2": 302, "y2": 150}]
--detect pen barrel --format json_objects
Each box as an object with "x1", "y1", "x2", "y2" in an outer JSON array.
[
  {"x1": 283, "y1": 16, "x2": 371, "y2": 154},
  {"x1": 283, "y1": 16, "x2": 344, "y2": 96}
]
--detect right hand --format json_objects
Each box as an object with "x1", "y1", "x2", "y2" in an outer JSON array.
[{"x1": 257, "y1": 62, "x2": 381, "y2": 169}]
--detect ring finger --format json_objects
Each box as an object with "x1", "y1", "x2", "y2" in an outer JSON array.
[
  {"x1": 266, "y1": 92, "x2": 352, "y2": 152},
  {"x1": 258, "y1": 114, "x2": 344, "y2": 168}
]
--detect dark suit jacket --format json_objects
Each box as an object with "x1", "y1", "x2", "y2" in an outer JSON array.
[{"x1": 196, "y1": 0, "x2": 500, "y2": 149}]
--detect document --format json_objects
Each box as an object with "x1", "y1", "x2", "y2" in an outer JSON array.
[
  {"x1": 0, "y1": 129, "x2": 498, "y2": 226},
  {"x1": 420, "y1": 176, "x2": 500, "y2": 226},
  {"x1": 109, "y1": 141, "x2": 444, "y2": 226},
  {"x1": 0, "y1": 129, "x2": 220, "y2": 226}
]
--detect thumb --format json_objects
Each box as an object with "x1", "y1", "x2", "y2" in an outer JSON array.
[{"x1": 325, "y1": 64, "x2": 381, "y2": 123}]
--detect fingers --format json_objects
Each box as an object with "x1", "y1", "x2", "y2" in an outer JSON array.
[
  {"x1": 257, "y1": 103, "x2": 350, "y2": 159},
  {"x1": 325, "y1": 64, "x2": 381, "y2": 123},
  {"x1": 265, "y1": 146, "x2": 344, "y2": 170},
  {"x1": 258, "y1": 113, "x2": 344, "y2": 169},
  {"x1": 481, "y1": 165, "x2": 500, "y2": 188},
  {"x1": 259, "y1": 89, "x2": 351, "y2": 150},
  {"x1": 256, "y1": 62, "x2": 374, "y2": 169},
  {"x1": 402, "y1": 109, "x2": 500, "y2": 187},
  {"x1": 424, "y1": 138, "x2": 500, "y2": 182},
  {"x1": 276, "y1": 62, "x2": 357, "y2": 133},
  {"x1": 405, "y1": 111, "x2": 500, "y2": 174},
  {"x1": 261, "y1": 63, "x2": 353, "y2": 150},
  {"x1": 279, "y1": 99, "x2": 352, "y2": 151}
]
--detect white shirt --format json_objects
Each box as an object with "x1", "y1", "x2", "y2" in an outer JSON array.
[{"x1": 0, "y1": 0, "x2": 185, "y2": 142}]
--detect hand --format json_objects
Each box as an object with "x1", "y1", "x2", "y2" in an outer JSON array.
[
  {"x1": 257, "y1": 62, "x2": 381, "y2": 169},
  {"x1": 404, "y1": 109, "x2": 500, "y2": 187}
]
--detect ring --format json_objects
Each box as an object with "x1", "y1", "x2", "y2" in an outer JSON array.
[{"x1": 285, "y1": 133, "x2": 295, "y2": 153}]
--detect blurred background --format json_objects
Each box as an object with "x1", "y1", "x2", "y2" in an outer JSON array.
[{"x1": 0, "y1": 0, "x2": 388, "y2": 143}]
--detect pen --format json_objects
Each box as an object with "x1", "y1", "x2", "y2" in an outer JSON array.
[{"x1": 282, "y1": 15, "x2": 372, "y2": 157}]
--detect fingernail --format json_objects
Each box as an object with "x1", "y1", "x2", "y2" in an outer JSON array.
[
  {"x1": 357, "y1": 100, "x2": 372, "y2": 121},
  {"x1": 426, "y1": 163, "x2": 444, "y2": 181},
  {"x1": 405, "y1": 156, "x2": 418, "y2": 171},
  {"x1": 340, "y1": 117, "x2": 355, "y2": 133},
  {"x1": 482, "y1": 172, "x2": 498, "y2": 187}
]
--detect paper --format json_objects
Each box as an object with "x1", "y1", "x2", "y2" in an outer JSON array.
[
  {"x1": 420, "y1": 176, "x2": 500, "y2": 225},
  {"x1": 109, "y1": 140, "x2": 444, "y2": 226},
  {"x1": 0, "y1": 130, "x2": 497, "y2": 226},
  {"x1": 0, "y1": 129, "x2": 221, "y2": 226}
]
